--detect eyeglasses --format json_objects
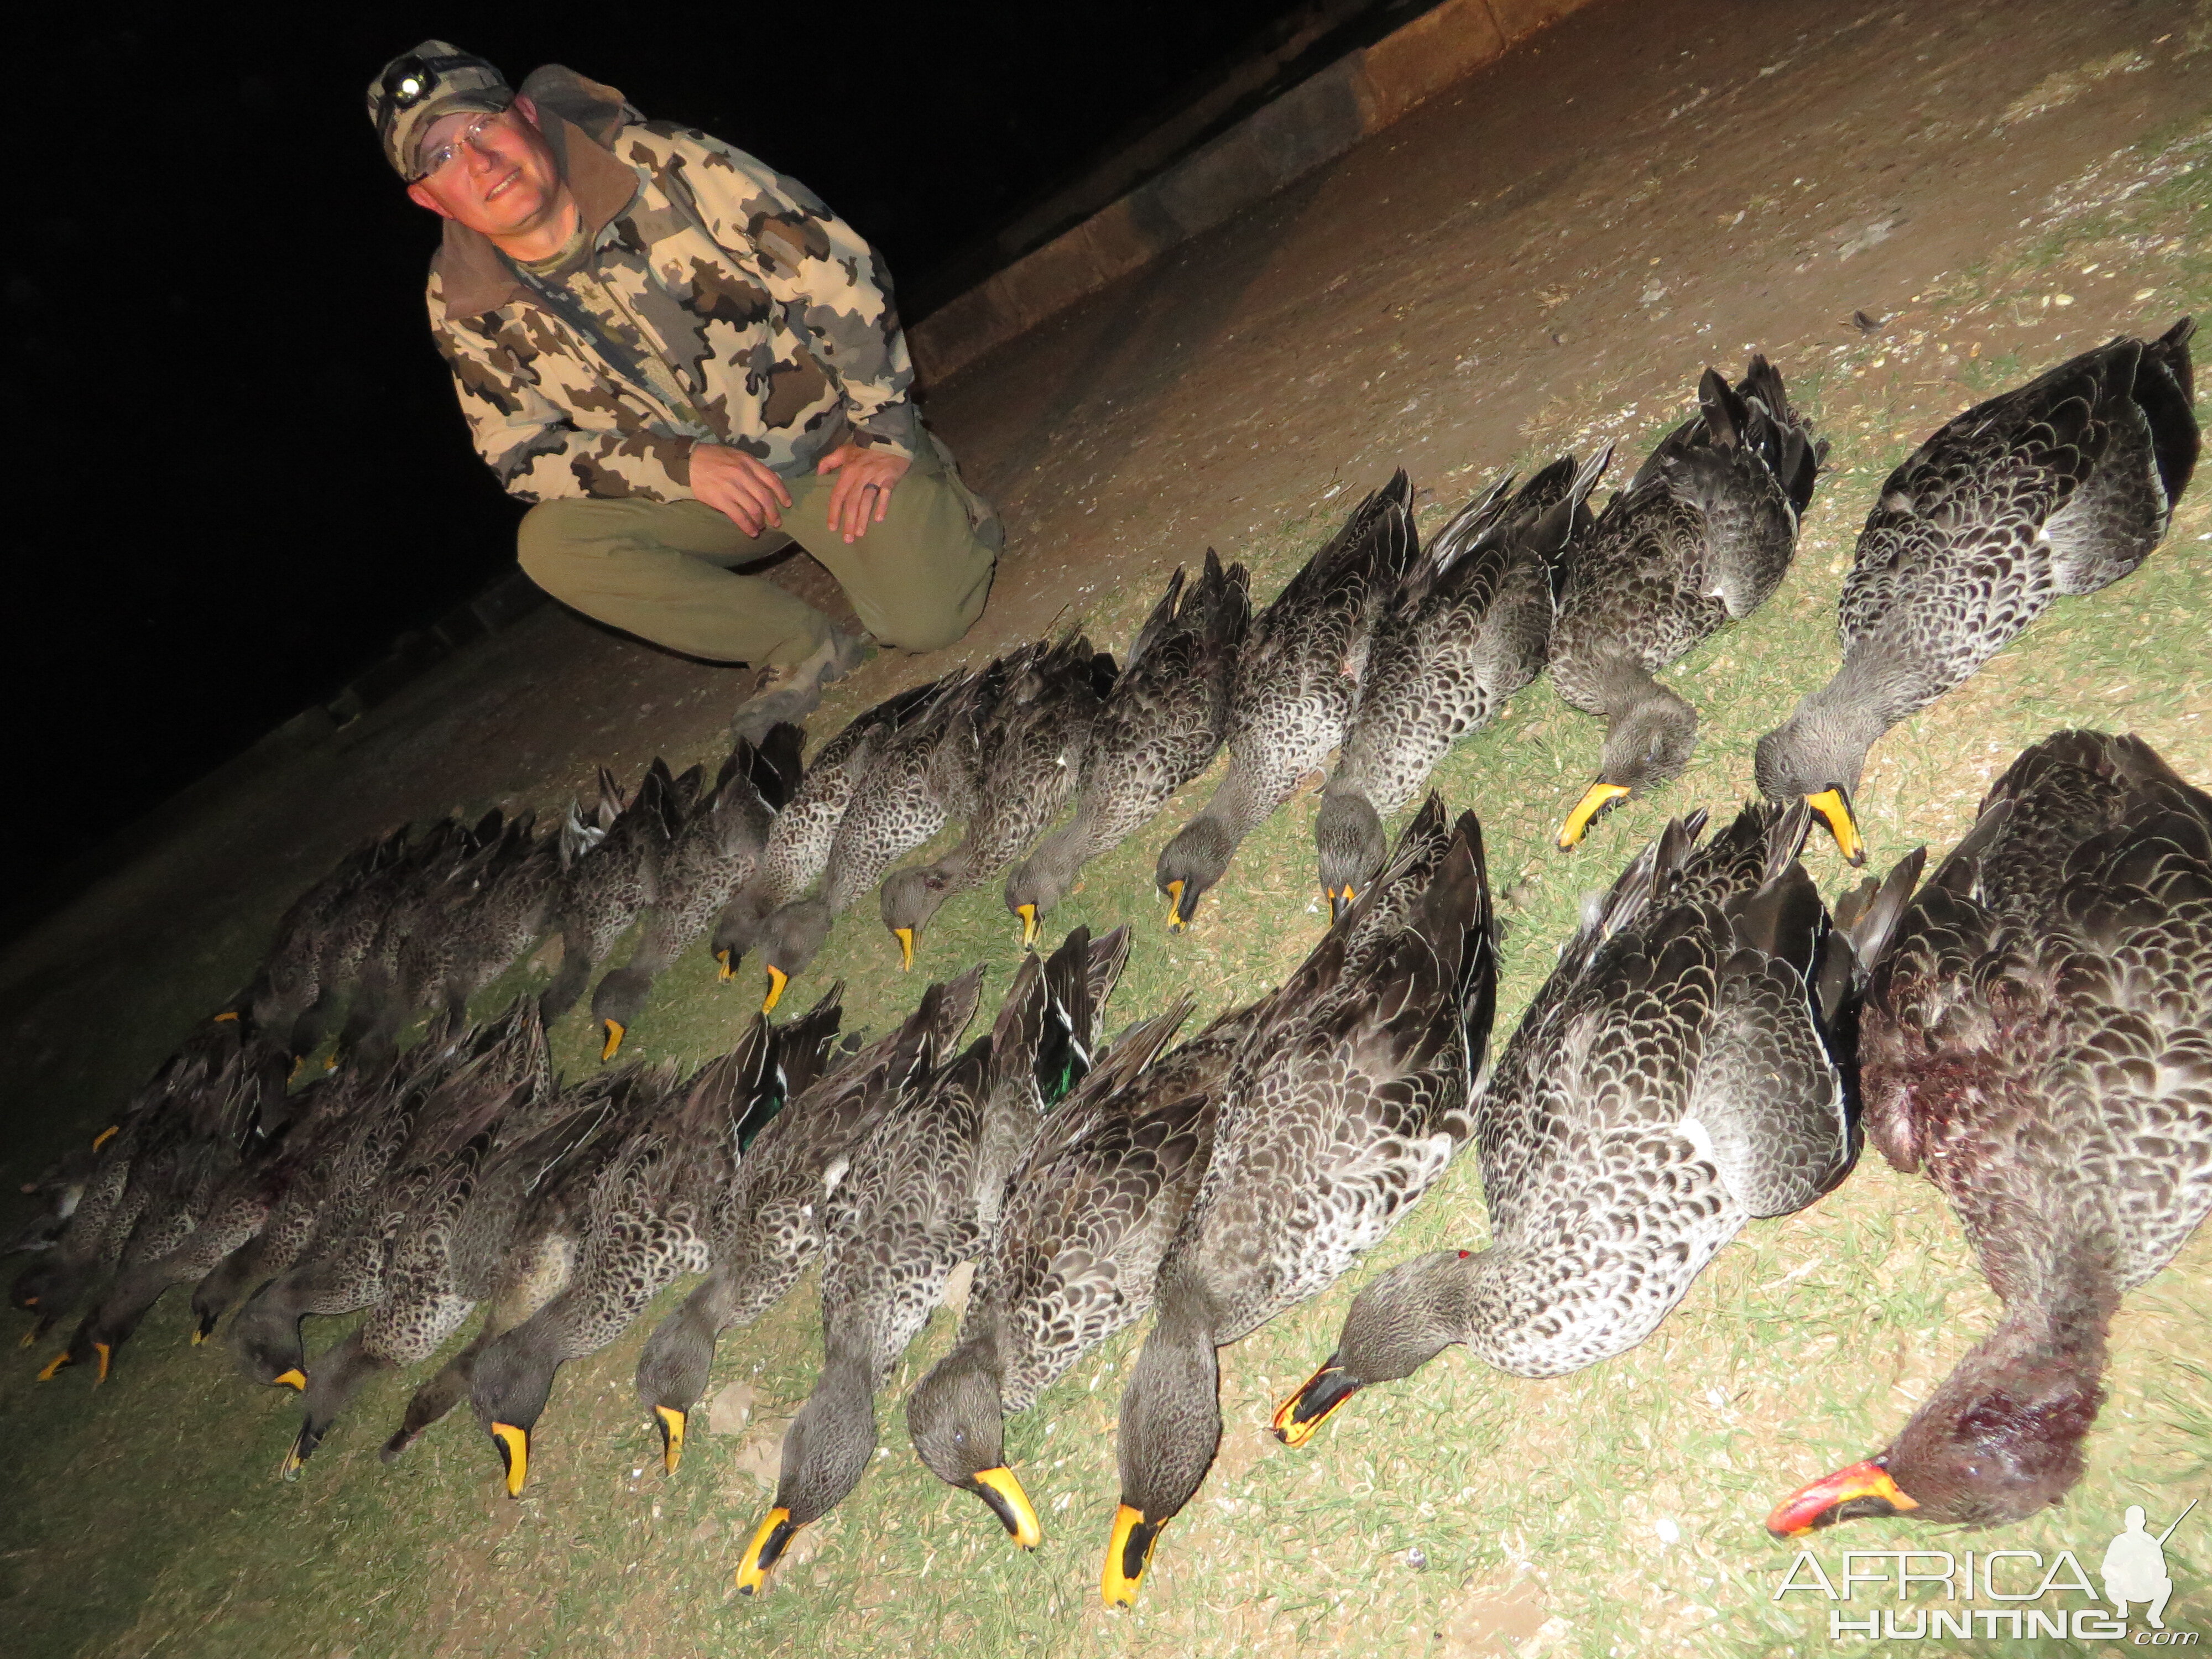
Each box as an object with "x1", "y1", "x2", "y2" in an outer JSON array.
[{"x1": 413, "y1": 111, "x2": 509, "y2": 181}]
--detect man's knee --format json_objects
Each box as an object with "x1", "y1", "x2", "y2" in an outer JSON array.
[
  {"x1": 515, "y1": 499, "x2": 601, "y2": 596},
  {"x1": 873, "y1": 552, "x2": 993, "y2": 652}
]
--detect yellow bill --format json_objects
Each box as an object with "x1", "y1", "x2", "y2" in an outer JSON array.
[
  {"x1": 1102, "y1": 1503, "x2": 1166, "y2": 1609},
  {"x1": 600, "y1": 1019, "x2": 626, "y2": 1062},
  {"x1": 1270, "y1": 1359, "x2": 1360, "y2": 1447},
  {"x1": 654, "y1": 1405, "x2": 686, "y2": 1477},
  {"x1": 1557, "y1": 781, "x2": 1631, "y2": 849},
  {"x1": 762, "y1": 964, "x2": 789, "y2": 1015},
  {"x1": 1016, "y1": 902, "x2": 1039, "y2": 950},
  {"x1": 736, "y1": 1506, "x2": 799, "y2": 1595},
  {"x1": 491, "y1": 1421, "x2": 530, "y2": 1496},
  {"x1": 1806, "y1": 787, "x2": 1866, "y2": 867},
  {"x1": 972, "y1": 1465, "x2": 1042, "y2": 1550},
  {"x1": 273, "y1": 1368, "x2": 307, "y2": 1392},
  {"x1": 894, "y1": 926, "x2": 915, "y2": 972},
  {"x1": 1164, "y1": 879, "x2": 1186, "y2": 932}
]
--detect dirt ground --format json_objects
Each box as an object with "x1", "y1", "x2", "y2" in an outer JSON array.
[{"x1": 4, "y1": 1, "x2": 2210, "y2": 1655}]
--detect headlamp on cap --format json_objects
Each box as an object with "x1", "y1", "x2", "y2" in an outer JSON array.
[{"x1": 366, "y1": 41, "x2": 512, "y2": 179}]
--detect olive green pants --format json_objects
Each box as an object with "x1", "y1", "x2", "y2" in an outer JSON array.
[{"x1": 515, "y1": 444, "x2": 999, "y2": 666}]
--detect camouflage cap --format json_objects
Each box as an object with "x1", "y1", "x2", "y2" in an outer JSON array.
[{"x1": 367, "y1": 41, "x2": 512, "y2": 179}]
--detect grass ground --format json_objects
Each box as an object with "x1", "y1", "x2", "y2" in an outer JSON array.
[{"x1": 3, "y1": 7, "x2": 2210, "y2": 1658}]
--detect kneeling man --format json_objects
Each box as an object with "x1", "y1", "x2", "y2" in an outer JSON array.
[{"x1": 369, "y1": 42, "x2": 1000, "y2": 732}]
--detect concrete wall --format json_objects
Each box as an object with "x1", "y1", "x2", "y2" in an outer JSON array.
[{"x1": 909, "y1": 0, "x2": 1597, "y2": 385}]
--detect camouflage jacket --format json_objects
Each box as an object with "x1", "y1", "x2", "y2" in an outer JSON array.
[{"x1": 426, "y1": 67, "x2": 921, "y2": 504}]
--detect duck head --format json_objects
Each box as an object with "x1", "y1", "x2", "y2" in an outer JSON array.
[
  {"x1": 1754, "y1": 714, "x2": 1872, "y2": 867},
  {"x1": 635, "y1": 1296, "x2": 718, "y2": 1478},
  {"x1": 1155, "y1": 818, "x2": 1235, "y2": 932},
  {"x1": 759, "y1": 900, "x2": 831, "y2": 1014},
  {"x1": 906, "y1": 1342, "x2": 1040, "y2": 1549},
  {"x1": 1558, "y1": 685, "x2": 1700, "y2": 849},
  {"x1": 737, "y1": 1359, "x2": 876, "y2": 1594},
  {"x1": 228, "y1": 1286, "x2": 309, "y2": 1391},
  {"x1": 280, "y1": 1334, "x2": 385, "y2": 1480},
  {"x1": 1274, "y1": 1249, "x2": 1475, "y2": 1447},
  {"x1": 1004, "y1": 836, "x2": 1079, "y2": 950},
  {"x1": 1104, "y1": 1315, "x2": 1220, "y2": 1608},
  {"x1": 1767, "y1": 1340, "x2": 2106, "y2": 1535},
  {"x1": 879, "y1": 867, "x2": 956, "y2": 971},
  {"x1": 1313, "y1": 791, "x2": 1389, "y2": 922},
  {"x1": 712, "y1": 889, "x2": 773, "y2": 983},
  {"x1": 11, "y1": 1250, "x2": 98, "y2": 1324},
  {"x1": 589, "y1": 966, "x2": 652, "y2": 1061},
  {"x1": 471, "y1": 1328, "x2": 556, "y2": 1498}
]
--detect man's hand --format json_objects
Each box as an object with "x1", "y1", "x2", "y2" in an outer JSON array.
[
  {"x1": 817, "y1": 443, "x2": 911, "y2": 544},
  {"x1": 690, "y1": 443, "x2": 793, "y2": 538}
]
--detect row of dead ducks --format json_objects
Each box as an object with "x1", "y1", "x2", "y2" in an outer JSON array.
[
  {"x1": 12, "y1": 727, "x2": 2210, "y2": 1606},
  {"x1": 217, "y1": 319, "x2": 2198, "y2": 1076}
]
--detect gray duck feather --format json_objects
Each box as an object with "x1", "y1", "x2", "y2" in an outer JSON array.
[
  {"x1": 591, "y1": 727, "x2": 801, "y2": 1059},
  {"x1": 1107, "y1": 797, "x2": 1495, "y2": 1606},
  {"x1": 712, "y1": 679, "x2": 953, "y2": 976},
  {"x1": 739, "y1": 930, "x2": 1122, "y2": 1585},
  {"x1": 880, "y1": 636, "x2": 1117, "y2": 967},
  {"x1": 632, "y1": 973, "x2": 979, "y2": 1473},
  {"x1": 1155, "y1": 474, "x2": 1420, "y2": 931}
]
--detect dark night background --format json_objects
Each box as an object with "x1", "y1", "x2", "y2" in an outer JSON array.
[{"x1": 11, "y1": 1, "x2": 1405, "y2": 926}]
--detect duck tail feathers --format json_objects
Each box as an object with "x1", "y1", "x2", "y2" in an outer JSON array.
[
  {"x1": 1833, "y1": 845, "x2": 1927, "y2": 980},
  {"x1": 735, "y1": 724, "x2": 808, "y2": 811},
  {"x1": 1430, "y1": 808, "x2": 1498, "y2": 1066},
  {"x1": 1090, "y1": 995, "x2": 1194, "y2": 1095},
  {"x1": 1426, "y1": 471, "x2": 1520, "y2": 580},
  {"x1": 1532, "y1": 443, "x2": 1614, "y2": 599},
  {"x1": 2135, "y1": 317, "x2": 2200, "y2": 512},
  {"x1": 1698, "y1": 367, "x2": 1749, "y2": 451},
  {"x1": 1082, "y1": 925, "x2": 1133, "y2": 1021},
  {"x1": 988, "y1": 949, "x2": 1051, "y2": 1085},
  {"x1": 774, "y1": 983, "x2": 848, "y2": 1100},
  {"x1": 1202, "y1": 550, "x2": 1254, "y2": 649},
  {"x1": 1123, "y1": 567, "x2": 1188, "y2": 674}
]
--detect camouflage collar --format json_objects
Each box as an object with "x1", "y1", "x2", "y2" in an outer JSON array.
[{"x1": 432, "y1": 111, "x2": 643, "y2": 316}]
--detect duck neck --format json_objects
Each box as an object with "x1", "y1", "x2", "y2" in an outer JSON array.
[
  {"x1": 1117, "y1": 1291, "x2": 1222, "y2": 1522},
  {"x1": 1031, "y1": 797, "x2": 1109, "y2": 889},
  {"x1": 1199, "y1": 760, "x2": 1279, "y2": 849},
  {"x1": 1446, "y1": 1245, "x2": 1579, "y2": 1379},
  {"x1": 1791, "y1": 657, "x2": 1910, "y2": 783},
  {"x1": 1582, "y1": 653, "x2": 1673, "y2": 722},
  {"x1": 1986, "y1": 1241, "x2": 2119, "y2": 1381}
]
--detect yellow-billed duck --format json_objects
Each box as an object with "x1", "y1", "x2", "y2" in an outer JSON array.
[
  {"x1": 1552, "y1": 357, "x2": 1824, "y2": 849},
  {"x1": 1757, "y1": 321, "x2": 2198, "y2": 864},
  {"x1": 1768, "y1": 730, "x2": 2212, "y2": 1536},
  {"x1": 1154, "y1": 473, "x2": 1420, "y2": 931}
]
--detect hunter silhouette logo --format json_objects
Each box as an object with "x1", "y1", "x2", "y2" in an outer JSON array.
[
  {"x1": 1771, "y1": 1499, "x2": 2200, "y2": 1644},
  {"x1": 2104, "y1": 1501, "x2": 2194, "y2": 1631}
]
